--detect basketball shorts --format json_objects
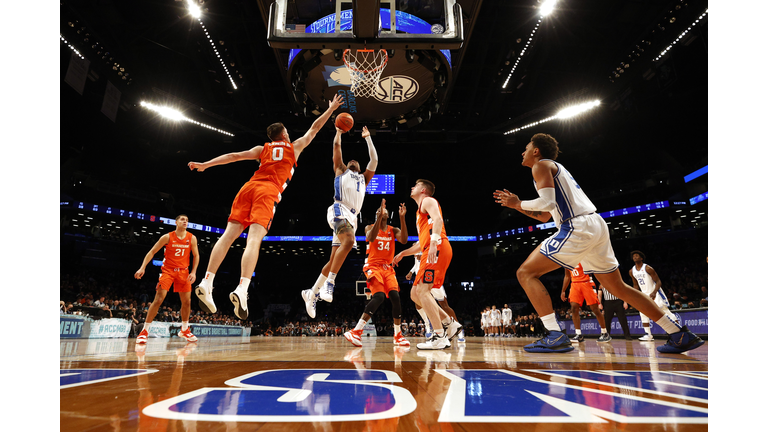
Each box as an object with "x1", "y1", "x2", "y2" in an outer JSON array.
[
  {"x1": 491, "y1": 318, "x2": 501, "y2": 327},
  {"x1": 539, "y1": 213, "x2": 619, "y2": 274},
  {"x1": 569, "y1": 282, "x2": 599, "y2": 306},
  {"x1": 228, "y1": 180, "x2": 281, "y2": 231},
  {"x1": 364, "y1": 264, "x2": 399, "y2": 297},
  {"x1": 503, "y1": 319, "x2": 511, "y2": 327},
  {"x1": 430, "y1": 286, "x2": 447, "y2": 301},
  {"x1": 415, "y1": 239, "x2": 452, "y2": 288},
  {"x1": 640, "y1": 287, "x2": 671, "y2": 309},
  {"x1": 157, "y1": 267, "x2": 192, "y2": 293},
  {"x1": 327, "y1": 202, "x2": 359, "y2": 250}
]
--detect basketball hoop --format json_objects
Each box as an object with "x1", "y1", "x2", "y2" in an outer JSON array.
[{"x1": 343, "y1": 49, "x2": 388, "y2": 98}]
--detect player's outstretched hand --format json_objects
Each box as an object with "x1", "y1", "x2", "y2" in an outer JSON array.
[
  {"x1": 399, "y1": 203, "x2": 406, "y2": 217},
  {"x1": 361, "y1": 126, "x2": 370, "y2": 139},
  {"x1": 188, "y1": 162, "x2": 206, "y2": 172},
  {"x1": 393, "y1": 253, "x2": 403, "y2": 267},
  {"x1": 134, "y1": 269, "x2": 145, "y2": 279},
  {"x1": 329, "y1": 94, "x2": 344, "y2": 111},
  {"x1": 493, "y1": 189, "x2": 520, "y2": 209}
]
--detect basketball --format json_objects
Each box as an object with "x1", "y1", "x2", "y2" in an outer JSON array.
[{"x1": 335, "y1": 112, "x2": 354, "y2": 132}]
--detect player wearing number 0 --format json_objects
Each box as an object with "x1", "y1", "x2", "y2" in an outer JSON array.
[
  {"x1": 629, "y1": 250, "x2": 679, "y2": 341},
  {"x1": 393, "y1": 179, "x2": 462, "y2": 350},
  {"x1": 343, "y1": 199, "x2": 410, "y2": 347},
  {"x1": 302, "y1": 125, "x2": 379, "y2": 317},
  {"x1": 561, "y1": 263, "x2": 611, "y2": 343},
  {"x1": 189, "y1": 94, "x2": 344, "y2": 320},
  {"x1": 493, "y1": 133, "x2": 704, "y2": 354},
  {"x1": 134, "y1": 215, "x2": 200, "y2": 344}
]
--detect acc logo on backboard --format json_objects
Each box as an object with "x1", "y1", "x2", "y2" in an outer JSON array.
[{"x1": 374, "y1": 75, "x2": 419, "y2": 104}]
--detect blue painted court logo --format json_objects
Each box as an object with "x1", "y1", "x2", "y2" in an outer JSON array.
[
  {"x1": 61, "y1": 369, "x2": 158, "y2": 389},
  {"x1": 142, "y1": 369, "x2": 417, "y2": 423}
]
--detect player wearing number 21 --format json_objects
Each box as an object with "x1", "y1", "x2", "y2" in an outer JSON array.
[
  {"x1": 302, "y1": 125, "x2": 379, "y2": 318},
  {"x1": 133, "y1": 214, "x2": 200, "y2": 344},
  {"x1": 188, "y1": 94, "x2": 344, "y2": 320}
]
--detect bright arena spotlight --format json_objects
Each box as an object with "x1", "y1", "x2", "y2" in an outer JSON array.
[
  {"x1": 503, "y1": 99, "x2": 601, "y2": 135},
  {"x1": 186, "y1": 0, "x2": 202, "y2": 19},
  {"x1": 140, "y1": 101, "x2": 234, "y2": 136},
  {"x1": 60, "y1": 34, "x2": 84, "y2": 59},
  {"x1": 502, "y1": 0, "x2": 558, "y2": 89},
  {"x1": 539, "y1": 0, "x2": 558, "y2": 18}
]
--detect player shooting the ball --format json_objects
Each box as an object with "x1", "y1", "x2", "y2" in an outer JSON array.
[{"x1": 302, "y1": 123, "x2": 379, "y2": 318}]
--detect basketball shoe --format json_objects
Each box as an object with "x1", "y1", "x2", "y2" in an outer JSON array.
[
  {"x1": 597, "y1": 333, "x2": 612, "y2": 343},
  {"x1": 301, "y1": 289, "x2": 319, "y2": 318},
  {"x1": 319, "y1": 280, "x2": 335, "y2": 303},
  {"x1": 656, "y1": 326, "x2": 705, "y2": 353},
  {"x1": 136, "y1": 328, "x2": 149, "y2": 345},
  {"x1": 230, "y1": 288, "x2": 248, "y2": 319},
  {"x1": 457, "y1": 329, "x2": 466, "y2": 343},
  {"x1": 524, "y1": 330, "x2": 574, "y2": 353},
  {"x1": 444, "y1": 318, "x2": 463, "y2": 341},
  {"x1": 570, "y1": 334, "x2": 584, "y2": 343},
  {"x1": 638, "y1": 334, "x2": 654, "y2": 341},
  {"x1": 344, "y1": 329, "x2": 363, "y2": 347},
  {"x1": 393, "y1": 333, "x2": 410, "y2": 347},
  {"x1": 195, "y1": 284, "x2": 217, "y2": 314},
  {"x1": 417, "y1": 333, "x2": 450, "y2": 350},
  {"x1": 179, "y1": 327, "x2": 198, "y2": 343}
]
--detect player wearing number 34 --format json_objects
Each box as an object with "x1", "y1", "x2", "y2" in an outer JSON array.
[{"x1": 188, "y1": 94, "x2": 345, "y2": 320}]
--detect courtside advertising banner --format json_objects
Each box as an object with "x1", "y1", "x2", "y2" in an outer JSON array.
[{"x1": 558, "y1": 309, "x2": 708, "y2": 335}]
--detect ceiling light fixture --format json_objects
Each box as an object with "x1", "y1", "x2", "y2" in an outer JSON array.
[
  {"x1": 503, "y1": 100, "x2": 600, "y2": 134},
  {"x1": 140, "y1": 101, "x2": 235, "y2": 136},
  {"x1": 60, "y1": 34, "x2": 84, "y2": 59},
  {"x1": 653, "y1": 9, "x2": 708, "y2": 62},
  {"x1": 187, "y1": 2, "x2": 237, "y2": 90},
  {"x1": 502, "y1": 1, "x2": 559, "y2": 90}
]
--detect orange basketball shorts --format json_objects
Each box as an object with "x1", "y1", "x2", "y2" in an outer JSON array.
[
  {"x1": 364, "y1": 265, "x2": 399, "y2": 297},
  {"x1": 228, "y1": 180, "x2": 281, "y2": 231},
  {"x1": 569, "y1": 281, "x2": 598, "y2": 306},
  {"x1": 157, "y1": 267, "x2": 192, "y2": 293},
  {"x1": 415, "y1": 240, "x2": 453, "y2": 288}
]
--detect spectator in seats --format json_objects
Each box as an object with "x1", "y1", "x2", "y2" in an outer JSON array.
[
  {"x1": 687, "y1": 302, "x2": 695, "y2": 309},
  {"x1": 93, "y1": 296, "x2": 106, "y2": 308},
  {"x1": 60, "y1": 301, "x2": 67, "y2": 314},
  {"x1": 700, "y1": 298, "x2": 708, "y2": 308},
  {"x1": 700, "y1": 286, "x2": 707, "y2": 301},
  {"x1": 98, "y1": 304, "x2": 113, "y2": 320},
  {"x1": 125, "y1": 308, "x2": 139, "y2": 337}
]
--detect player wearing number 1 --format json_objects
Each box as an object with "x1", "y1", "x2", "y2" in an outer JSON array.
[
  {"x1": 302, "y1": 125, "x2": 379, "y2": 318},
  {"x1": 134, "y1": 214, "x2": 200, "y2": 344},
  {"x1": 188, "y1": 94, "x2": 344, "y2": 320}
]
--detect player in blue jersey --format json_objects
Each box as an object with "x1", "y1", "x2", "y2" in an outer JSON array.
[{"x1": 493, "y1": 133, "x2": 704, "y2": 354}]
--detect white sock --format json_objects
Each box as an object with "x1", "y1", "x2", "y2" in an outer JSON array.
[
  {"x1": 657, "y1": 315, "x2": 683, "y2": 334},
  {"x1": 202, "y1": 272, "x2": 215, "y2": 288},
  {"x1": 441, "y1": 317, "x2": 452, "y2": 327},
  {"x1": 644, "y1": 326, "x2": 652, "y2": 335},
  {"x1": 327, "y1": 272, "x2": 337, "y2": 284},
  {"x1": 416, "y1": 308, "x2": 432, "y2": 330},
  {"x1": 143, "y1": 322, "x2": 152, "y2": 333},
  {"x1": 540, "y1": 313, "x2": 561, "y2": 332},
  {"x1": 354, "y1": 319, "x2": 366, "y2": 331},
  {"x1": 394, "y1": 324, "x2": 402, "y2": 336},
  {"x1": 312, "y1": 274, "x2": 328, "y2": 294},
  {"x1": 182, "y1": 322, "x2": 189, "y2": 331},
  {"x1": 238, "y1": 277, "x2": 250, "y2": 291},
  {"x1": 575, "y1": 329, "x2": 582, "y2": 335},
  {"x1": 434, "y1": 328, "x2": 445, "y2": 337},
  {"x1": 600, "y1": 327, "x2": 607, "y2": 334}
]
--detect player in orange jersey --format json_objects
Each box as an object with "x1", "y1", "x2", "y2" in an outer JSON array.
[
  {"x1": 560, "y1": 263, "x2": 610, "y2": 343},
  {"x1": 134, "y1": 214, "x2": 200, "y2": 344},
  {"x1": 188, "y1": 94, "x2": 344, "y2": 320},
  {"x1": 343, "y1": 199, "x2": 409, "y2": 347},
  {"x1": 393, "y1": 179, "x2": 462, "y2": 350}
]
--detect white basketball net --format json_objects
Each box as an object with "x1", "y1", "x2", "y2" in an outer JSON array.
[{"x1": 343, "y1": 49, "x2": 388, "y2": 98}]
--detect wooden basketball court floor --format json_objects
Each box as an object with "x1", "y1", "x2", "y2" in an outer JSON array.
[{"x1": 60, "y1": 335, "x2": 708, "y2": 431}]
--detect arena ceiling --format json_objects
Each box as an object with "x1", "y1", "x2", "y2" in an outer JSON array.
[{"x1": 60, "y1": 0, "x2": 708, "y2": 235}]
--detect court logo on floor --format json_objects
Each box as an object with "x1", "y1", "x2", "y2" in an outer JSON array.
[
  {"x1": 142, "y1": 369, "x2": 417, "y2": 422},
  {"x1": 60, "y1": 369, "x2": 158, "y2": 389}
]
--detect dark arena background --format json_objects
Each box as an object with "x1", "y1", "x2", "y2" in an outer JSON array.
[{"x1": 54, "y1": 1, "x2": 722, "y2": 431}]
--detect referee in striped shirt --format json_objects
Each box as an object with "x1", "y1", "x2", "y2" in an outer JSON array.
[{"x1": 598, "y1": 284, "x2": 633, "y2": 340}]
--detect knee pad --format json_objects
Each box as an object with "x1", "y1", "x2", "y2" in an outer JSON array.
[
  {"x1": 364, "y1": 292, "x2": 387, "y2": 316},
  {"x1": 388, "y1": 291, "x2": 402, "y2": 320}
]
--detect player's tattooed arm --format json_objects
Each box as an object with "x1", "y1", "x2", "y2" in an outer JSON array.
[{"x1": 517, "y1": 208, "x2": 551, "y2": 222}]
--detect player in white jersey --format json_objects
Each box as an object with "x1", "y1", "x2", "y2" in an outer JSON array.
[
  {"x1": 302, "y1": 126, "x2": 378, "y2": 318},
  {"x1": 629, "y1": 250, "x2": 679, "y2": 341},
  {"x1": 501, "y1": 304, "x2": 513, "y2": 337},
  {"x1": 481, "y1": 307, "x2": 489, "y2": 336},
  {"x1": 489, "y1": 306, "x2": 501, "y2": 336},
  {"x1": 493, "y1": 133, "x2": 704, "y2": 354}
]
